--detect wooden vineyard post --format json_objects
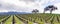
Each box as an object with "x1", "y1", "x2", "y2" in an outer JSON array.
[
  {"x1": 0, "y1": 22, "x2": 4, "y2": 24},
  {"x1": 0, "y1": 22, "x2": 1, "y2": 24},
  {"x1": 12, "y1": 16, "x2": 15, "y2": 24},
  {"x1": 0, "y1": 22, "x2": 2, "y2": 24}
]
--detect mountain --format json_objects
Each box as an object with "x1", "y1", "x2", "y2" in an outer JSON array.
[{"x1": 0, "y1": 12, "x2": 30, "y2": 15}]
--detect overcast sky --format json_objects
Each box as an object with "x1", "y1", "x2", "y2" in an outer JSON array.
[{"x1": 0, "y1": 0, "x2": 60, "y2": 14}]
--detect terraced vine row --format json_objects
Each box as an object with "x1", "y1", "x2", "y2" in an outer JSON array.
[
  {"x1": 0, "y1": 14, "x2": 60, "y2": 24},
  {"x1": 16, "y1": 14, "x2": 60, "y2": 24},
  {"x1": 0, "y1": 15, "x2": 10, "y2": 24}
]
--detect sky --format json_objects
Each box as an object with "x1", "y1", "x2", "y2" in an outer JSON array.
[{"x1": 0, "y1": 0, "x2": 60, "y2": 14}]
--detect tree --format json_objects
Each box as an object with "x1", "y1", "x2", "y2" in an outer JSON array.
[
  {"x1": 43, "y1": 5, "x2": 58, "y2": 14},
  {"x1": 32, "y1": 9, "x2": 39, "y2": 13}
]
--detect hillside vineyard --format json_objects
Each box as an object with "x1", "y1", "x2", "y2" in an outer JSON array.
[{"x1": 0, "y1": 14, "x2": 60, "y2": 24}]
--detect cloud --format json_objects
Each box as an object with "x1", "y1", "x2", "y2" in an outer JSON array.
[
  {"x1": 19, "y1": 0, "x2": 41, "y2": 2},
  {"x1": 0, "y1": 0, "x2": 60, "y2": 14}
]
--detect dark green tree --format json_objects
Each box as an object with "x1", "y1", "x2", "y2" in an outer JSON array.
[
  {"x1": 43, "y1": 5, "x2": 58, "y2": 14},
  {"x1": 32, "y1": 9, "x2": 39, "y2": 13}
]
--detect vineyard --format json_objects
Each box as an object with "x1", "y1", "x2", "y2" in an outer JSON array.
[{"x1": 0, "y1": 13, "x2": 60, "y2": 24}]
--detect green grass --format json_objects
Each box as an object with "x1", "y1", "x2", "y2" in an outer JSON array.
[
  {"x1": 14, "y1": 15, "x2": 23, "y2": 24},
  {"x1": 28, "y1": 21, "x2": 33, "y2": 24},
  {"x1": 4, "y1": 15, "x2": 13, "y2": 24},
  {"x1": 0, "y1": 16, "x2": 9, "y2": 22}
]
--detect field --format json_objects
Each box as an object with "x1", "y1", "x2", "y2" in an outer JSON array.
[{"x1": 0, "y1": 13, "x2": 60, "y2": 24}]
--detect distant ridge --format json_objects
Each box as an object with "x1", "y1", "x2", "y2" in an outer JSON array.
[{"x1": 0, "y1": 12, "x2": 30, "y2": 15}]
